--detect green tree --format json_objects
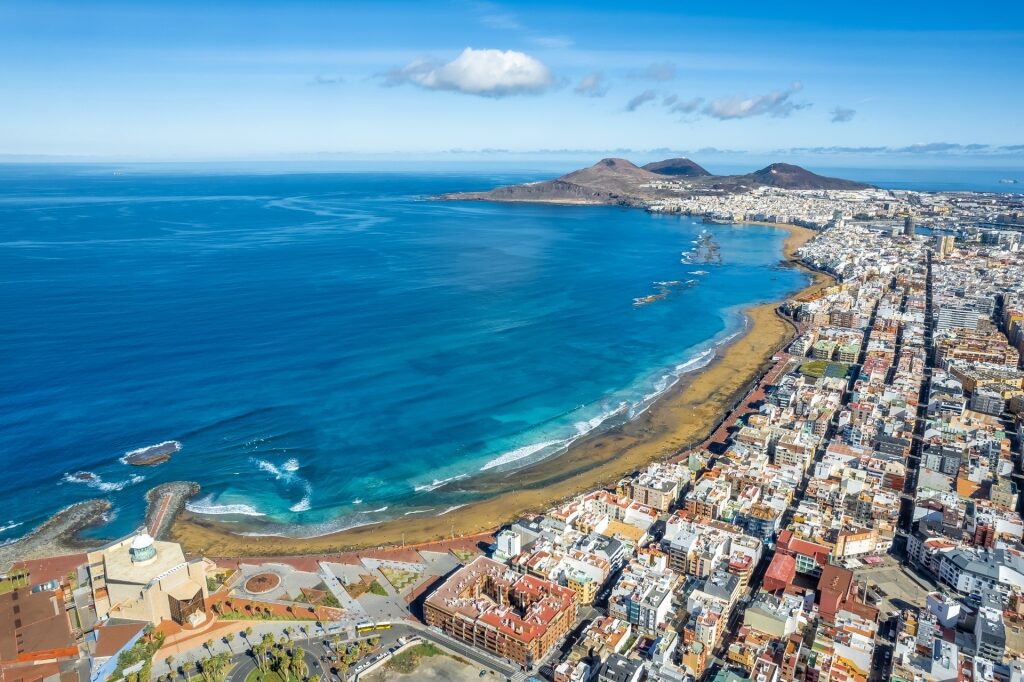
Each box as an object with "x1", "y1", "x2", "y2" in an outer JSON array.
[
  {"x1": 164, "y1": 656, "x2": 175, "y2": 678},
  {"x1": 182, "y1": 658, "x2": 194, "y2": 682},
  {"x1": 204, "y1": 639, "x2": 214, "y2": 656},
  {"x1": 224, "y1": 632, "x2": 234, "y2": 653},
  {"x1": 289, "y1": 647, "x2": 305, "y2": 680}
]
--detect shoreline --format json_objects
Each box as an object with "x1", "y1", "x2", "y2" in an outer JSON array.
[
  {"x1": 169, "y1": 221, "x2": 831, "y2": 557},
  {"x1": 0, "y1": 500, "x2": 112, "y2": 572}
]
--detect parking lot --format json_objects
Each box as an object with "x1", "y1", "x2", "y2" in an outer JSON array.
[{"x1": 854, "y1": 563, "x2": 932, "y2": 617}]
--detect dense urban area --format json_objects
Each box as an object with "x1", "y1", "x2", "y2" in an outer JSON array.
[{"x1": 4, "y1": 185, "x2": 1024, "y2": 682}]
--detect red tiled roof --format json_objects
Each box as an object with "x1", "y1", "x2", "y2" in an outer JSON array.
[{"x1": 94, "y1": 623, "x2": 145, "y2": 659}]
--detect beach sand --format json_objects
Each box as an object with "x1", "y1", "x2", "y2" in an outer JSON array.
[{"x1": 171, "y1": 223, "x2": 828, "y2": 557}]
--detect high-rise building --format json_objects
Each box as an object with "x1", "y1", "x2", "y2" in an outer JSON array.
[
  {"x1": 934, "y1": 234, "x2": 955, "y2": 258},
  {"x1": 904, "y1": 214, "x2": 915, "y2": 236}
]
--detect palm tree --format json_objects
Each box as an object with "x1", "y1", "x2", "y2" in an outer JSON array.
[
  {"x1": 224, "y1": 632, "x2": 234, "y2": 653},
  {"x1": 204, "y1": 639, "x2": 214, "y2": 656},
  {"x1": 182, "y1": 659, "x2": 194, "y2": 682},
  {"x1": 309, "y1": 675, "x2": 320, "y2": 682},
  {"x1": 164, "y1": 656, "x2": 175, "y2": 678},
  {"x1": 289, "y1": 647, "x2": 305, "y2": 680},
  {"x1": 244, "y1": 626, "x2": 253, "y2": 641}
]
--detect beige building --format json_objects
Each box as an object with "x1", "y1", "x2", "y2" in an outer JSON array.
[{"x1": 88, "y1": 534, "x2": 212, "y2": 627}]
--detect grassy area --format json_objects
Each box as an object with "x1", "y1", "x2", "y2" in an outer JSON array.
[
  {"x1": 217, "y1": 610, "x2": 309, "y2": 622},
  {"x1": 799, "y1": 360, "x2": 850, "y2": 379},
  {"x1": 243, "y1": 669, "x2": 289, "y2": 682},
  {"x1": 112, "y1": 629, "x2": 165, "y2": 682},
  {"x1": 450, "y1": 549, "x2": 477, "y2": 564},
  {"x1": 378, "y1": 567, "x2": 420, "y2": 592},
  {"x1": 368, "y1": 580, "x2": 388, "y2": 596},
  {"x1": 385, "y1": 642, "x2": 445, "y2": 675}
]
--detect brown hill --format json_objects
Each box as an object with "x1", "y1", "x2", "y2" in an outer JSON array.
[
  {"x1": 441, "y1": 158, "x2": 872, "y2": 204},
  {"x1": 642, "y1": 158, "x2": 712, "y2": 177},
  {"x1": 735, "y1": 163, "x2": 870, "y2": 190}
]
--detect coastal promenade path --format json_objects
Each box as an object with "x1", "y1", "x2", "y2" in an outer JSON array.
[
  {"x1": 206, "y1": 532, "x2": 494, "y2": 572},
  {"x1": 672, "y1": 350, "x2": 792, "y2": 461}
]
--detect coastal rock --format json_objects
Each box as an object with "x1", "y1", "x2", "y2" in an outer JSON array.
[
  {"x1": 123, "y1": 440, "x2": 181, "y2": 466},
  {"x1": 0, "y1": 499, "x2": 112, "y2": 572}
]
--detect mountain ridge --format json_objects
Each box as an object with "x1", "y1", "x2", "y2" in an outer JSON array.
[{"x1": 441, "y1": 157, "x2": 874, "y2": 205}]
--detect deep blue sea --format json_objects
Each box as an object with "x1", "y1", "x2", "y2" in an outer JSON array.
[{"x1": 0, "y1": 164, "x2": 890, "y2": 541}]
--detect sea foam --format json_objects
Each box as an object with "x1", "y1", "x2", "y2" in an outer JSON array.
[
  {"x1": 185, "y1": 495, "x2": 266, "y2": 517},
  {"x1": 62, "y1": 471, "x2": 145, "y2": 492}
]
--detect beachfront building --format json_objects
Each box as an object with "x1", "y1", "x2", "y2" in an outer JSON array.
[
  {"x1": 424, "y1": 555, "x2": 578, "y2": 668},
  {"x1": 0, "y1": 587, "x2": 79, "y2": 682},
  {"x1": 87, "y1": 533, "x2": 213, "y2": 627}
]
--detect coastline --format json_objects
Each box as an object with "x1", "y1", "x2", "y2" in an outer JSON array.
[
  {"x1": 169, "y1": 221, "x2": 831, "y2": 557},
  {"x1": 0, "y1": 500, "x2": 111, "y2": 572}
]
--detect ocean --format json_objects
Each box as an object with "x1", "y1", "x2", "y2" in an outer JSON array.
[{"x1": 0, "y1": 164, "x2": 908, "y2": 541}]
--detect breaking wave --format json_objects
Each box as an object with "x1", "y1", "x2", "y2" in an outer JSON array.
[
  {"x1": 186, "y1": 495, "x2": 266, "y2": 517},
  {"x1": 61, "y1": 471, "x2": 145, "y2": 492}
]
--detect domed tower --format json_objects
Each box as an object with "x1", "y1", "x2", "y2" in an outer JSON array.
[{"x1": 129, "y1": 533, "x2": 158, "y2": 564}]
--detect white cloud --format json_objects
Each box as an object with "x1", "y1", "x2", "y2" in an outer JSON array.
[
  {"x1": 667, "y1": 96, "x2": 704, "y2": 115},
  {"x1": 574, "y1": 72, "x2": 607, "y2": 97},
  {"x1": 480, "y1": 11, "x2": 521, "y2": 30},
  {"x1": 830, "y1": 106, "x2": 856, "y2": 123},
  {"x1": 382, "y1": 46, "x2": 552, "y2": 96},
  {"x1": 308, "y1": 75, "x2": 344, "y2": 86},
  {"x1": 704, "y1": 82, "x2": 809, "y2": 120},
  {"x1": 384, "y1": 48, "x2": 554, "y2": 97},
  {"x1": 625, "y1": 90, "x2": 657, "y2": 111},
  {"x1": 630, "y1": 61, "x2": 676, "y2": 82},
  {"x1": 531, "y1": 35, "x2": 574, "y2": 49}
]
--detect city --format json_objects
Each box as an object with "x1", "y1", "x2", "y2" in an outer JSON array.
[{"x1": 4, "y1": 188, "x2": 1024, "y2": 682}]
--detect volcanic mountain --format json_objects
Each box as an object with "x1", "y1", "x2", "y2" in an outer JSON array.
[
  {"x1": 641, "y1": 157, "x2": 712, "y2": 177},
  {"x1": 441, "y1": 157, "x2": 872, "y2": 205}
]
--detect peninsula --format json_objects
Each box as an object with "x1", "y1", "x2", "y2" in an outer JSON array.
[{"x1": 441, "y1": 157, "x2": 872, "y2": 206}]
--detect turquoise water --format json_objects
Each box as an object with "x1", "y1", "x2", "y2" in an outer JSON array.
[{"x1": 0, "y1": 166, "x2": 808, "y2": 540}]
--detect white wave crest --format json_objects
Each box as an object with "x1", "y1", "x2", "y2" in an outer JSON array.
[
  {"x1": 368, "y1": 506, "x2": 388, "y2": 513},
  {"x1": 0, "y1": 520, "x2": 23, "y2": 533},
  {"x1": 481, "y1": 439, "x2": 564, "y2": 471},
  {"x1": 185, "y1": 496, "x2": 266, "y2": 517},
  {"x1": 676, "y1": 347, "x2": 715, "y2": 373},
  {"x1": 574, "y1": 403, "x2": 628, "y2": 437},
  {"x1": 414, "y1": 473, "x2": 468, "y2": 492},
  {"x1": 282, "y1": 458, "x2": 300, "y2": 472},
  {"x1": 352, "y1": 498, "x2": 363, "y2": 505},
  {"x1": 437, "y1": 504, "x2": 467, "y2": 517},
  {"x1": 254, "y1": 458, "x2": 284, "y2": 478},
  {"x1": 289, "y1": 497, "x2": 311, "y2": 512},
  {"x1": 62, "y1": 471, "x2": 145, "y2": 492},
  {"x1": 404, "y1": 509, "x2": 432, "y2": 515}
]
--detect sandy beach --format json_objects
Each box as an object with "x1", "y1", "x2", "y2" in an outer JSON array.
[{"x1": 169, "y1": 222, "x2": 828, "y2": 557}]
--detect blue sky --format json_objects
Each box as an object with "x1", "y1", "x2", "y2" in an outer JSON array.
[{"x1": 2, "y1": 0, "x2": 1023, "y2": 165}]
